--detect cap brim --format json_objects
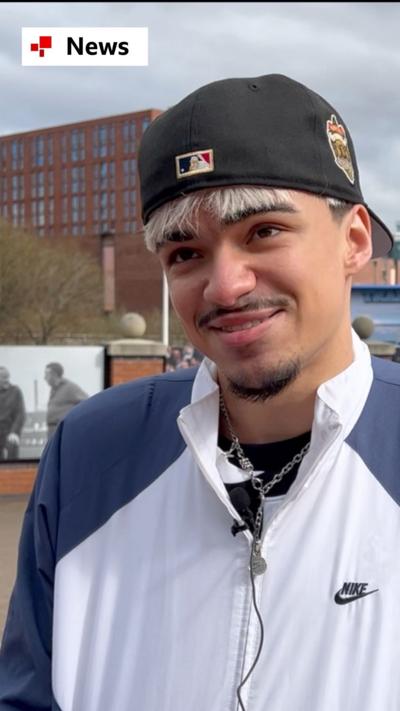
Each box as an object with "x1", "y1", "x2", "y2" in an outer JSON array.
[{"x1": 369, "y1": 207, "x2": 393, "y2": 259}]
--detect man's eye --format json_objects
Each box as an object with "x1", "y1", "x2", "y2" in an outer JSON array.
[
  {"x1": 169, "y1": 248, "x2": 199, "y2": 264},
  {"x1": 252, "y1": 226, "x2": 280, "y2": 240}
]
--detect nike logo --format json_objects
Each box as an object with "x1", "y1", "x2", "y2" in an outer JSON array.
[{"x1": 334, "y1": 582, "x2": 379, "y2": 605}]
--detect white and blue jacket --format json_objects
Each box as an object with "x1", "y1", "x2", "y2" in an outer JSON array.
[{"x1": 1, "y1": 333, "x2": 400, "y2": 710}]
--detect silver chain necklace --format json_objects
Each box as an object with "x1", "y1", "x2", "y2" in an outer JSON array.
[{"x1": 219, "y1": 392, "x2": 310, "y2": 575}]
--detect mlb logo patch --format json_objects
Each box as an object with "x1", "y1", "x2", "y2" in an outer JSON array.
[{"x1": 175, "y1": 149, "x2": 214, "y2": 180}]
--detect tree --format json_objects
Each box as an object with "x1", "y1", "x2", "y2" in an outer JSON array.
[{"x1": 0, "y1": 221, "x2": 107, "y2": 344}]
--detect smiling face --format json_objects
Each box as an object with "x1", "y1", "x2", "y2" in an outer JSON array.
[{"x1": 157, "y1": 189, "x2": 371, "y2": 400}]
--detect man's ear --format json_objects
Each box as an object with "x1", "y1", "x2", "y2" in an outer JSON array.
[{"x1": 343, "y1": 204, "x2": 373, "y2": 276}]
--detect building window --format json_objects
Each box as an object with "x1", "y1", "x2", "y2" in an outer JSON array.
[
  {"x1": 31, "y1": 172, "x2": 44, "y2": 199},
  {"x1": 0, "y1": 176, "x2": 7, "y2": 202},
  {"x1": 72, "y1": 195, "x2": 79, "y2": 223},
  {"x1": 71, "y1": 195, "x2": 86, "y2": 225},
  {"x1": 48, "y1": 198, "x2": 54, "y2": 226},
  {"x1": 123, "y1": 189, "x2": 136, "y2": 218},
  {"x1": 32, "y1": 136, "x2": 45, "y2": 166},
  {"x1": 93, "y1": 193, "x2": 99, "y2": 221},
  {"x1": 124, "y1": 220, "x2": 137, "y2": 233},
  {"x1": 37, "y1": 172, "x2": 44, "y2": 198},
  {"x1": 93, "y1": 124, "x2": 114, "y2": 159},
  {"x1": 47, "y1": 136, "x2": 53, "y2": 165},
  {"x1": 71, "y1": 129, "x2": 85, "y2": 161},
  {"x1": 61, "y1": 133, "x2": 68, "y2": 164},
  {"x1": 31, "y1": 199, "x2": 45, "y2": 227},
  {"x1": 11, "y1": 140, "x2": 24, "y2": 170},
  {"x1": 61, "y1": 168, "x2": 68, "y2": 195},
  {"x1": 123, "y1": 158, "x2": 136, "y2": 187},
  {"x1": 93, "y1": 161, "x2": 115, "y2": 190},
  {"x1": 72, "y1": 167, "x2": 78, "y2": 194},
  {"x1": 11, "y1": 202, "x2": 24, "y2": 226},
  {"x1": 71, "y1": 165, "x2": 85, "y2": 193},
  {"x1": 0, "y1": 143, "x2": 7, "y2": 170},
  {"x1": 12, "y1": 175, "x2": 24, "y2": 201},
  {"x1": 93, "y1": 125, "x2": 107, "y2": 158},
  {"x1": 93, "y1": 191, "x2": 115, "y2": 223},
  {"x1": 122, "y1": 120, "x2": 136, "y2": 153},
  {"x1": 62, "y1": 196, "x2": 68, "y2": 225},
  {"x1": 48, "y1": 170, "x2": 54, "y2": 197}
]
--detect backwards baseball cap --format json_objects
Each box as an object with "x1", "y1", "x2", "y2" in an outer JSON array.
[{"x1": 139, "y1": 74, "x2": 393, "y2": 258}]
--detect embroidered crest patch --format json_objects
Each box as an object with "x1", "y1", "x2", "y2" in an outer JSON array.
[
  {"x1": 326, "y1": 115, "x2": 354, "y2": 184},
  {"x1": 175, "y1": 149, "x2": 214, "y2": 180}
]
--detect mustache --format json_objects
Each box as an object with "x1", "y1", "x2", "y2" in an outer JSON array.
[{"x1": 198, "y1": 296, "x2": 291, "y2": 328}]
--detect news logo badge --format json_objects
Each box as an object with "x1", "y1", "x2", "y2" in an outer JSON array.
[
  {"x1": 176, "y1": 150, "x2": 214, "y2": 180},
  {"x1": 30, "y1": 35, "x2": 52, "y2": 58},
  {"x1": 22, "y1": 27, "x2": 148, "y2": 66}
]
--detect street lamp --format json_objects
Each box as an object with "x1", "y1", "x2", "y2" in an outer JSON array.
[{"x1": 99, "y1": 229, "x2": 116, "y2": 313}]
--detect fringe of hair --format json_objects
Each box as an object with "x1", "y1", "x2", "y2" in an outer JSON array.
[{"x1": 144, "y1": 187, "x2": 351, "y2": 252}]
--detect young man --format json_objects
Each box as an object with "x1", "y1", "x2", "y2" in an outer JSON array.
[
  {"x1": 1, "y1": 74, "x2": 399, "y2": 711},
  {"x1": 44, "y1": 362, "x2": 88, "y2": 439},
  {"x1": 0, "y1": 366, "x2": 25, "y2": 460}
]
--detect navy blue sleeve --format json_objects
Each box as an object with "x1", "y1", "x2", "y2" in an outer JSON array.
[
  {"x1": 0, "y1": 371, "x2": 194, "y2": 709},
  {"x1": 0, "y1": 428, "x2": 62, "y2": 710}
]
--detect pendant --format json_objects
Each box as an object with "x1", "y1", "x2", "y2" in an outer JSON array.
[{"x1": 251, "y1": 549, "x2": 267, "y2": 576}]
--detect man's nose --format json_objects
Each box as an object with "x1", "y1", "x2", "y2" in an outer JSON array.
[{"x1": 202, "y1": 246, "x2": 256, "y2": 307}]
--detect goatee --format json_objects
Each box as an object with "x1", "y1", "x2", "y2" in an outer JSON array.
[{"x1": 226, "y1": 359, "x2": 301, "y2": 402}]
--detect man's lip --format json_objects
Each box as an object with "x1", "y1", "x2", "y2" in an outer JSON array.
[{"x1": 205, "y1": 308, "x2": 283, "y2": 330}]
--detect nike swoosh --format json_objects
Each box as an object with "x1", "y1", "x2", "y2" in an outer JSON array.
[{"x1": 334, "y1": 589, "x2": 379, "y2": 605}]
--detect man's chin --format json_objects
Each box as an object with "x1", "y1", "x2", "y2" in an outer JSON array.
[{"x1": 222, "y1": 358, "x2": 301, "y2": 402}]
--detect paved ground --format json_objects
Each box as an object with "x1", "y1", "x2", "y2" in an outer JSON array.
[{"x1": 0, "y1": 495, "x2": 28, "y2": 638}]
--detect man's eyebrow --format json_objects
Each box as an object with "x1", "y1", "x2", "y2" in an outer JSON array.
[
  {"x1": 156, "y1": 202, "x2": 299, "y2": 251},
  {"x1": 157, "y1": 230, "x2": 198, "y2": 252},
  {"x1": 222, "y1": 203, "x2": 299, "y2": 225}
]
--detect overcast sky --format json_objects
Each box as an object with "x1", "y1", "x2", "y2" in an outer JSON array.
[{"x1": 1, "y1": 2, "x2": 400, "y2": 232}]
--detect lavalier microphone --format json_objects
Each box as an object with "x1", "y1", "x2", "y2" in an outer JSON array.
[{"x1": 229, "y1": 486, "x2": 254, "y2": 536}]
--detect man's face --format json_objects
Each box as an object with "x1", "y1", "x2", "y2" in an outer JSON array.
[
  {"x1": 0, "y1": 368, "x2": 10, "y2": 389},
  {"x1": 158, "y1": 191, "x2": 368, "y2": 398},
  {"x1": 44, "y1": 367, "x2": 57, "y2": 387}
]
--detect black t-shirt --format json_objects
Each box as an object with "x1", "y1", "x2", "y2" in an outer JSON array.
[{"x1": 219, "y1": 430, "x2": 311, "y2": 529}]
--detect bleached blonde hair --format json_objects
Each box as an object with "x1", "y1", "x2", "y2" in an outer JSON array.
[{"x1": 143, "y1": 186, "x2": 351, "y2": 252}]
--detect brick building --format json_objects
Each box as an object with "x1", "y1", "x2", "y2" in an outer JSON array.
[
  {"x1": 0, "y1": 109, "x2": 398, "y2": 313},
  {"x1": 0, "y1": 108, "x2": 164, "y2": 315}
]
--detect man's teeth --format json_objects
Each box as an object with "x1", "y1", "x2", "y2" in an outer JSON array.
[{"x1": 219, "y1": 319, "x2": 263, "y2": 332}]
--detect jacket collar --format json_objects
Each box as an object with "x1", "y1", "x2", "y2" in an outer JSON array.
[{"x1": 178, "y1": 329, "x2": 373, "y2": 474}]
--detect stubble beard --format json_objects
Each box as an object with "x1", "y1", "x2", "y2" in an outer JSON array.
[{"x1": 225, "y1": 357, "x2": 301, "y2": 402}]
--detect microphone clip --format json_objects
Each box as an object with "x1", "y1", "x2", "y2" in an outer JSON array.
[{"x1": 231, "y1": 520, "x2": 249, "y2": 537}]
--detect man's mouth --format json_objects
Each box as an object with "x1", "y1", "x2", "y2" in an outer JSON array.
[
  {"x1": 216, "y1": 319, "x2": 265, "y2": 333},
  {"x1": 206, "y1": 308, "x2": 282, "y2": 332}
]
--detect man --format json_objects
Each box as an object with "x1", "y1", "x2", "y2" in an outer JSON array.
[
  {"x1": 0, "y1": 366, "x2": 25, "y2": 460},
  {"x1": 0, "y1": 74, "x2": 398, "y2": 710},
  {"x1": 44, "y1": 362, "x2": 88, "y2": 439}
]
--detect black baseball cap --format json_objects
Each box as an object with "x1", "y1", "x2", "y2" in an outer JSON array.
[{"x1": 139, "y1": 74, "x2": 393, "y2": 258}]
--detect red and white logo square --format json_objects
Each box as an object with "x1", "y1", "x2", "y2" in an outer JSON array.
[{"x1": 30, "y1": 35, "x2": 53, "y2": 58}]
